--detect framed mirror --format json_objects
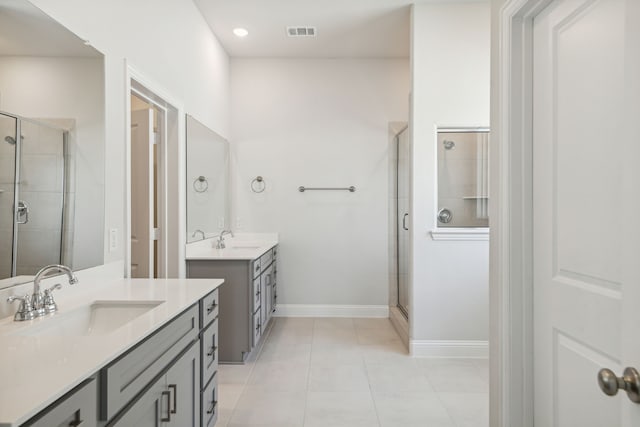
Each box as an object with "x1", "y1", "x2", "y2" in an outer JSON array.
[
  {"x1": 186, "y1": 115, "x2": 230, "y2": 243},
  {"x1": 0, "y1": 0, "x2": 106, "y2": 289},
  {"x1": 436, "y1": 128, "x2": 489, "y2": 228}
]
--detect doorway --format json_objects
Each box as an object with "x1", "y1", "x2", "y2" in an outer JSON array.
[
  {"x1": 127, "y1": 76, "x2": 181, "y2": 279},
  {"x1": 130, "y1": 93, "x2": 161, "y2": 278},
  {"x1": 494, "y1": 0, "x2": 640, "y2": 425}
]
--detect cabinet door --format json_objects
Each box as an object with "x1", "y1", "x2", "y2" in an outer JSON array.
[
  {"x1": 265, "y1": 270, "x2": 272, "y2": 325},
  {"x1": 252, "y1": 277, "x2": 261, "y2": 314},
  {"x1": 200, "y1": 318, "x2": 219, "y2": 389},
  {"x1": 201, "y1": 373, "x2": 218, "y2": 427},
  {"x1": 272, "y1": 264, "x2": 277, "y2": 313},
  {"x1": 260, "y1": 271, "x2": 267, "y2": 327},
  {"x1": 108, "y1": 379, "x2": 163, "y2": 427},
  {"x1": 165, "y1": 342, "x2": 200, "y2": 427},
  {"x1": 252, "y1": 310, "x2": 261, "y2": 346}
]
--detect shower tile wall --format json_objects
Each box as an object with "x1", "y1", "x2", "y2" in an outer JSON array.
[
  {"x1": 0, "y1": 117, "x2": 16, "y2": 279},
  {"x1": 15, "y1": 121, "x2": 65, "y2": 275}
]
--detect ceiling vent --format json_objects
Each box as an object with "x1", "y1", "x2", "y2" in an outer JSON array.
[{"x1": 286, "y1": 27, "x2": 316, "y2": 37}]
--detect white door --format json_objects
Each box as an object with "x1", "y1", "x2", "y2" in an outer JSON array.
[
  {"x1": 130, "y1": 108, "x2": 154, "y2": 278},
  {"x1": 533, "y1": 0, "x2": 640, "y2": 425}
]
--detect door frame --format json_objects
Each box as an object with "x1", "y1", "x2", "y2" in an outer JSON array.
[
  {"x1": 125, "y1": 62, "x2": 186, "y2": 278},
  {"x1": 490, "y1": 0, "x2": 553, "y2": 426}
]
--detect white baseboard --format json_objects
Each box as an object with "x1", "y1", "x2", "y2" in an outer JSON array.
[
  {"x1": 410, "y1": 340, "x2": 489, "y2": 358},
  {"x1": 273, "y1": 304, "x2": 389, "y2": 318}
]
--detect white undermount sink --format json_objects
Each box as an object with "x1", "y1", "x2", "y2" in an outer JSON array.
[
  {"x1": 12, "y1": 300, "x2": 165, "y2": 337},
  {"x1": 227, "y1": 245, "x2": 261, "y2": 250}
]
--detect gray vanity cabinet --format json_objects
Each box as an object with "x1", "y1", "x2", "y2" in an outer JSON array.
[
  {"x1": 18, "y1": 287, "x2": 221, "y2": 427},
  {"x1": 186, "y1": 245, "x2": 277, "y2": 363}
]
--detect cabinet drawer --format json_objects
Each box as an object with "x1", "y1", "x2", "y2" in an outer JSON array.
[
  {"x1": 200, "y1": 317, "x2": 219, "y2": 389},
  {"x1": 201, "y1": 373, "x2": 218, "y2": 427},
  {"x1": 100, "y1": 304, "x2": 199, "y2": 421},
  {"x1": 200, "y1": 288, "x2": 219, "y2": 328},
  {"x1": 252, "y1": 277, "x2": 261, "y2": 313},
  {"x1": 252, "y1": 259, "x2": 261, "y2": 278},
  {"x1": 25, "y1": 378, "x2": 97, "y2": 427},
  {"x1": 252, "y1": 310, "x2": 261, "y2": 346},
  {"x1": 260, "y1": 249, "x2": 273, "y2": 269}
]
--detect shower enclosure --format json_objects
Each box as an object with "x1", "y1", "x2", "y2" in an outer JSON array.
[
  {"x1": 0, "y1": 112, "x2": 68, "y2": 281},
  {"x1": 395, "y1": 127, "x2": 410, "y2": 318}
]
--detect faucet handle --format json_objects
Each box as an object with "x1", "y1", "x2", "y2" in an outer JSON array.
[
  {"x1": 45, "y1": 283, "x2": 62, "y2": 294},
  {"x1": 7, "y1": 294, "x2": 26, "y2": 305},
  {"x1": 7, "y1": 295, "x2": 36, "y2": 321},
  {"x1": 42, "y1": 284, "x2": 62, "y2": 314}
]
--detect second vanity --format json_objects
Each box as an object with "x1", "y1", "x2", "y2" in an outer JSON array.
[
  {"x1": 0, "y1": 277, "x2": 224, "y2": 427},
  {"x1": 185, "y1": 234, "x2": 278, "y2": 363}
]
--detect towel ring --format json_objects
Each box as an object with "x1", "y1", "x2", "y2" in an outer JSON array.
[
  {"x1": 193, "y1": 176, "x2": 208, "y2": 193},
  {"x1": 251, "y1": 176, "x2": 266, "y2": 193}
]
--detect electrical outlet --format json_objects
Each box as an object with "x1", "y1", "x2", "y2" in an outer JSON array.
[
  {"x1": 236, "y1": 216, "x2": 243, "y2": 229},
  {"x1": 218, "y1": 217, "x2": 225, "y2": 229},
  {"x1": 109, "y1": 228, "x2": 117, "y2": 252}
]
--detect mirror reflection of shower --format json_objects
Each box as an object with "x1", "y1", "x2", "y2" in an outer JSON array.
[
  {"x1": 0, "y1": 112, "x2": 70, "y2": 280},
  {"x1": 437, "y1": 128, "x2": 489, "y2": 228}
]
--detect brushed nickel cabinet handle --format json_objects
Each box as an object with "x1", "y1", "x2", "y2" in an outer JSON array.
[
  {"x1": 161, "y1": 390, "x2": 171, "y2": 421},
  {"x1": 207, "y1": 301, "x2": 217, "y2": 314},
  {"x1": 168, "y1": 384, "x2": 177, "y2": 414}
]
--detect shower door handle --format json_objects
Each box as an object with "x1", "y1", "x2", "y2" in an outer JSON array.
[
  {"x1": 16, "y1": 201, "x2": 29, "y2": 224},
  {"x1": 402, "y1": 213, "x2": 409, "y2": 231}
]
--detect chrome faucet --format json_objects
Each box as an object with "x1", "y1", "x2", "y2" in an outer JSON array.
[
  {"x1": 215, "y1": 230, "x2": 234, "y2": 249},
  {"x1": 192, "y1": 229, "x2": 206, "y2": 241},
  {"x1": 7, "y1": 264, "x2": 78, "y2": 321}
]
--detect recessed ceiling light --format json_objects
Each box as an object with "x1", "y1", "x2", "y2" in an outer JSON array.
[{"x1": 233, "y1": 28, "x2": 249, "y2": 38}]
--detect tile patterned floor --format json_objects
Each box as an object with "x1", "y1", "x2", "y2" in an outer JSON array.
[{"x1": 217, "y1": 317, "x2": 489, "y2": 427}]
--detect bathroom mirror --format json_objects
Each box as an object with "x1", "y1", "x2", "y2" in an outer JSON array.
[
  {"x1": 436, "y1": 128, "x2": 489, "y2": 228},
  {"x1": 0, "y1": 0, "x2": 106, "y2": 289},
  {"x1": 186, "y1": 115, "x2": 230, "y2": 243}
]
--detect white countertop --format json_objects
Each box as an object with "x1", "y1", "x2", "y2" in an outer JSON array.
[
  {"x1": 185, "y1": 233, "x2": 278, "y2": 260},
  {"x1": 0, "y1": 276, "x2": 34, "y2": 292},
  {"x1": 0, "y1": 278, "x2": 224, "y2": 427}
]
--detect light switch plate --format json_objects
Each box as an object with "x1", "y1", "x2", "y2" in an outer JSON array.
[{"x1": 109, "y1": 228, "x2": 117, "y2": 252}]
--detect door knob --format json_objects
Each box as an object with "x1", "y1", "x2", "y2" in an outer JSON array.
[{"x1": 597, "y1": 367, "x2": 640, "y2": 403}]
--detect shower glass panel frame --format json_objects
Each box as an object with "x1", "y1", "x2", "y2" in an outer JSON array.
[
  {"x1": 436, "y1": 128, "x2": 490, "y2": 228},
  {"x1": 0, "y1": 111, "x2": 68, "y2": 280},
  {"x1": 395, "y1": 126, "x2": 410, "y2": 319}
]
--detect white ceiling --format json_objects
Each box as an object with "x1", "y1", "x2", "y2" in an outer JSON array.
[
  {"x1": 195, "y1": 0, "x2": 420, "y2": 58},
  {"x1": 0, "y1": 0, "x2": 101, "y2": 57}
]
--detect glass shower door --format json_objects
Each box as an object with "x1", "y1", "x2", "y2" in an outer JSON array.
[
  {"x1": 0, "y1": 113, "x2": 17, "y2": 280},
  {"x1": 396, "y1": 128, "x2": 410, "y2": 317}
]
